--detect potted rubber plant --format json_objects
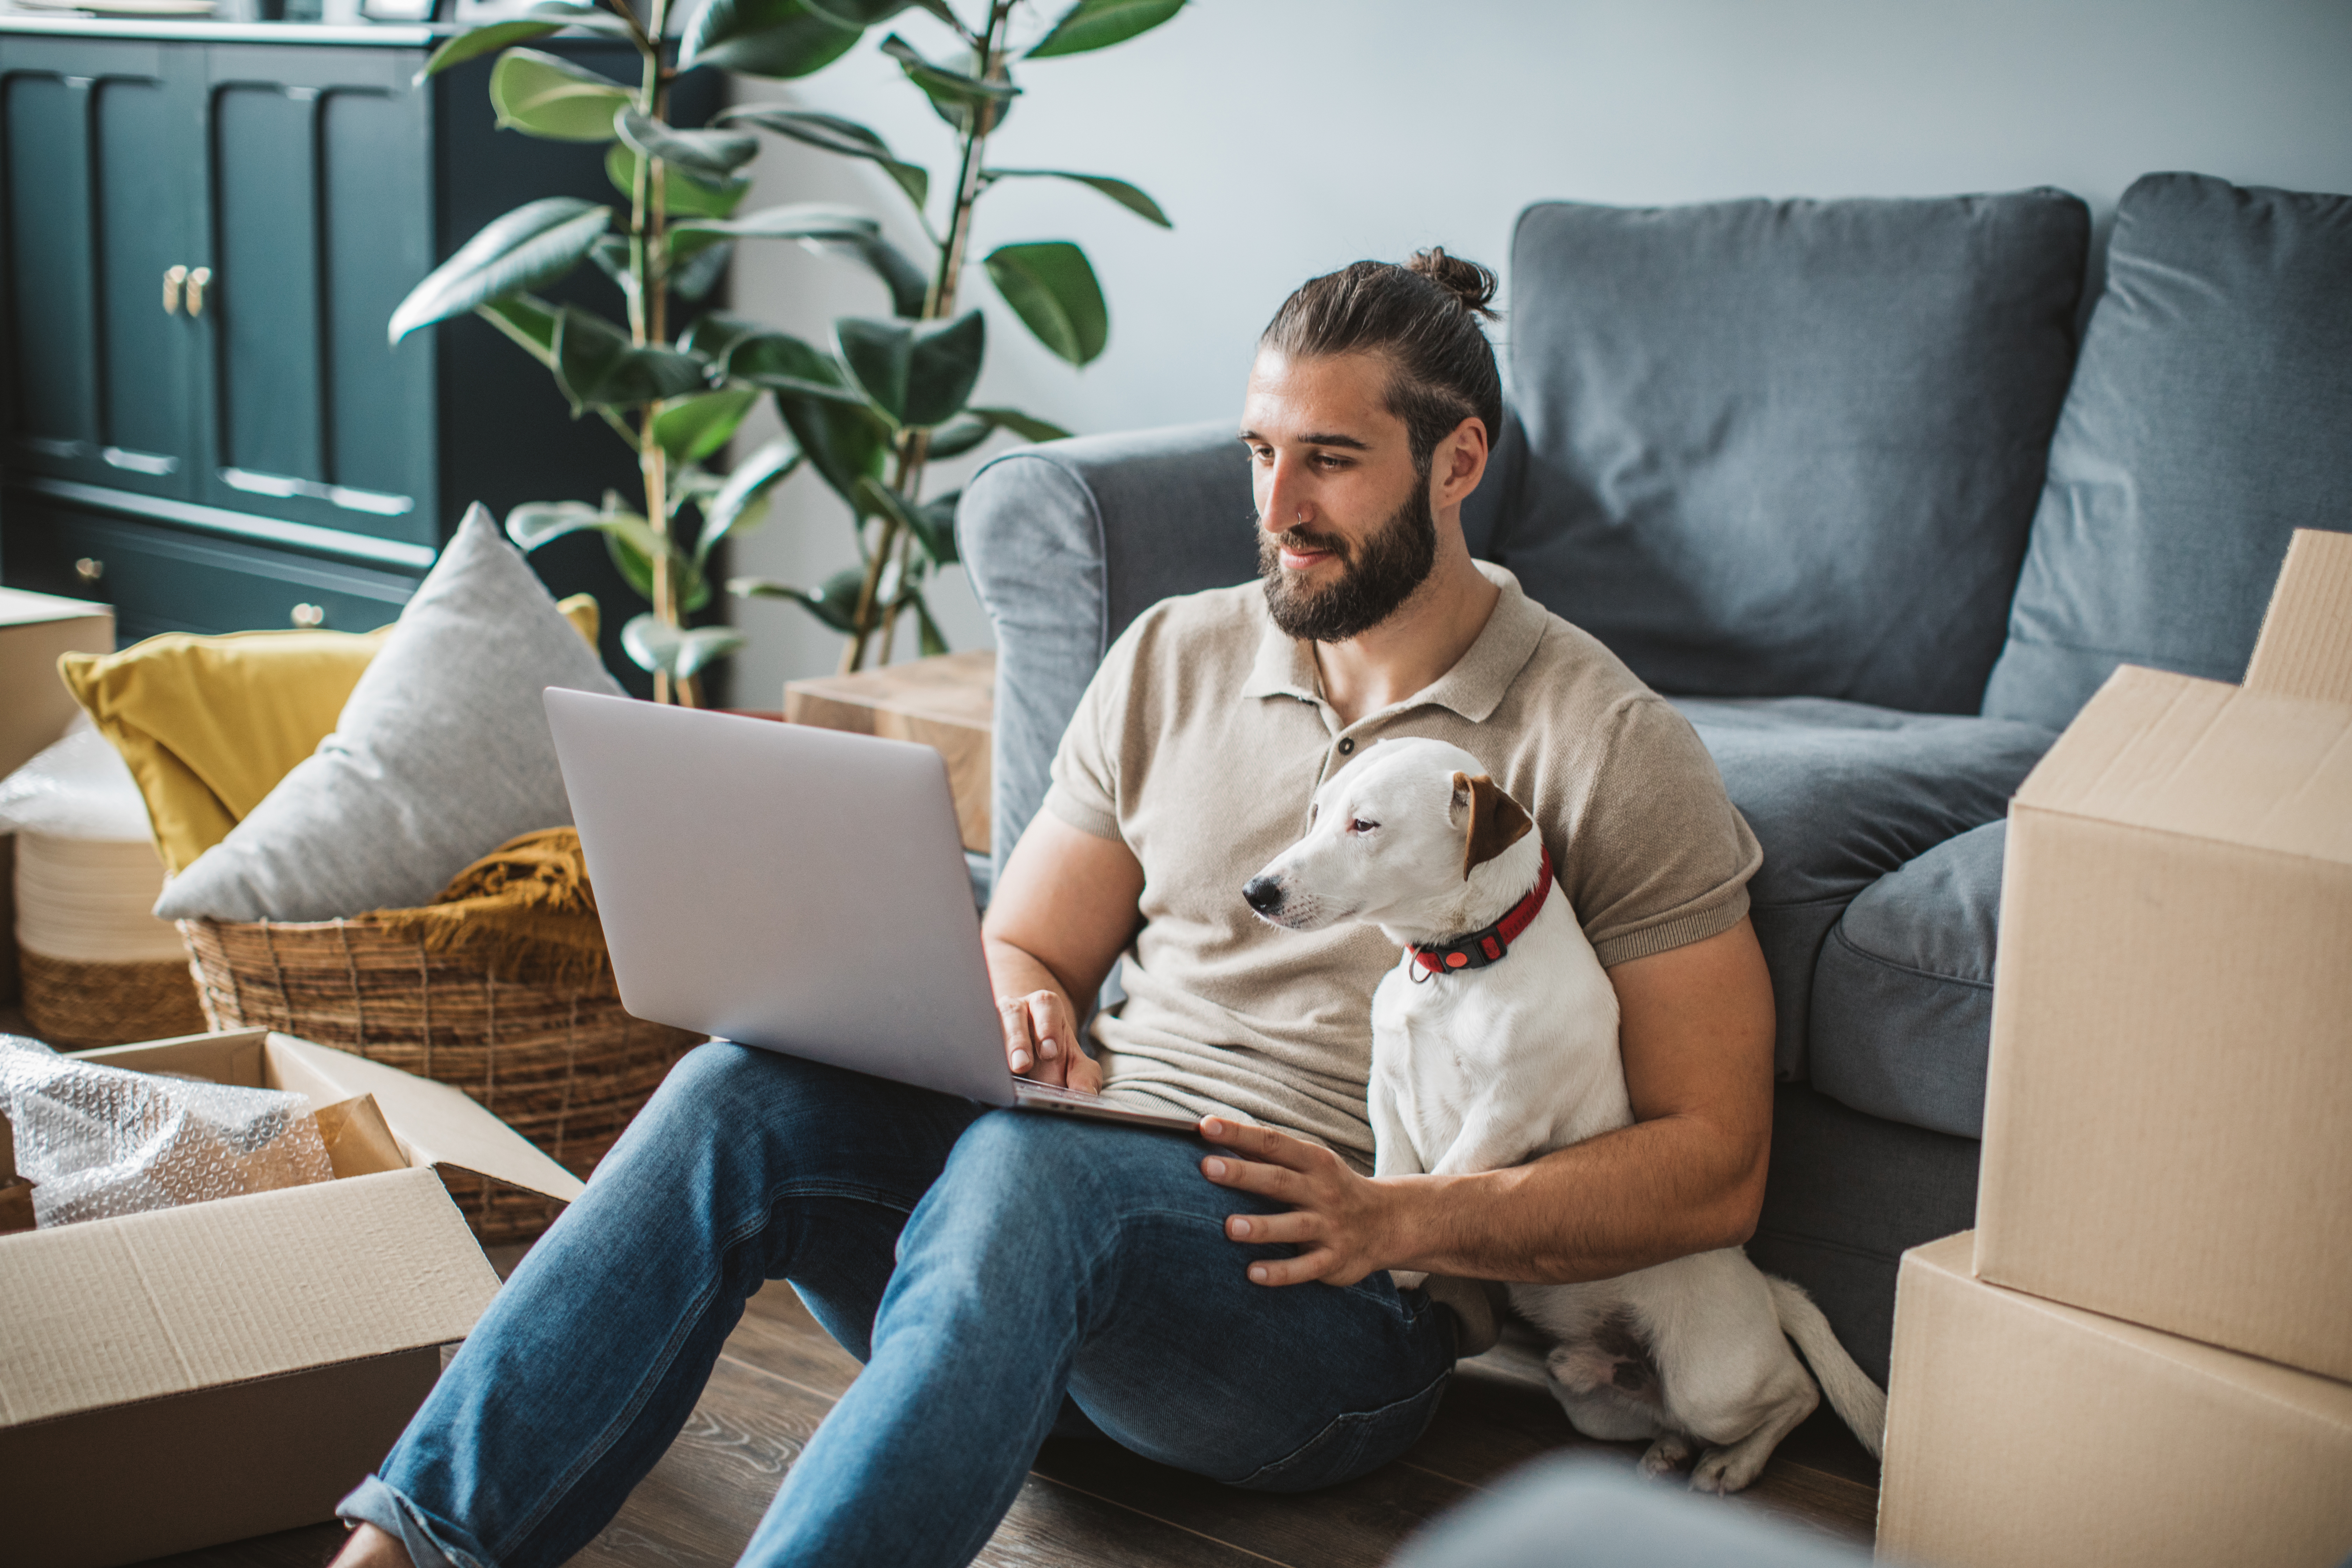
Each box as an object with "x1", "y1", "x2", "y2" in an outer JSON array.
[{"x1": 389, "y1": 0, "x2": 1182, "y2": 702}]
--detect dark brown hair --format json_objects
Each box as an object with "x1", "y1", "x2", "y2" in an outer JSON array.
[{"x1": 1258, "y1": 248, "x2": 1502, "y2": 475}]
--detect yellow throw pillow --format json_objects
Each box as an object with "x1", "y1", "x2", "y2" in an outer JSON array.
[{"x1": 59, "y1": 594, "x2": 601, "y2": 875}]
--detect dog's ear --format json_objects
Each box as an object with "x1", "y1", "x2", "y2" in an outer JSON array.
[{"x1": 1452, "y1": 770, "x2": 1534, "y2": 879}]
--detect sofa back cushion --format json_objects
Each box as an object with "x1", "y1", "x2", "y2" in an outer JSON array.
[
  {"x1": 960, "y1": 425, "x2": 1256, "y2": 878},
  {"x1": 1498, "y1": 190, "x2": 2089, "y2": 714},
  {"x1": 1981, "y1": 174, "x2": 2352, "y2": 729}
]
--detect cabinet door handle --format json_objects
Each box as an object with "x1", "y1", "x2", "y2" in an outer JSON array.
[
  {"x1": 75, "y1": 557, "x2": 105, "y2": 584},
  {"x1": 163, "y1": 264, "x2": 187, "y2": 315},
  {"x1": 290, "y1": 603, "x2": 326, "y2": 629},
  {"x1": 186, "y1": 266, "x2": 211, "y2": 317}
]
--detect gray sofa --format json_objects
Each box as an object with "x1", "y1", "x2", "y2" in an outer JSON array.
[{"x1": 958, "y1": 172, "x2": 2352, "y2": 1383}]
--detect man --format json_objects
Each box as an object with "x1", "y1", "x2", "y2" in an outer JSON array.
[{"x1": 332, "y1": 250, "x2": 1771, "y2": 1568}]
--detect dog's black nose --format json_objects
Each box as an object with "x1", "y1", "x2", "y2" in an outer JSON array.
[{"x1": 1242, "y1": 876, "x2": 1284, "y2": 914}]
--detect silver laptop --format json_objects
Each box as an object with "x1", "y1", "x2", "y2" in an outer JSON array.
[{"x1": 545, "y1": 687, "x2": 1197, "y2": 1133}]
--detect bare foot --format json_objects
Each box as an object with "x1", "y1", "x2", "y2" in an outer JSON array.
[{"x1": 327, "y1": 1522, "x2": 413, "y2": 1568}]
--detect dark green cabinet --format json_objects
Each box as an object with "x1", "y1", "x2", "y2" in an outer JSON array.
[{"x1": 0, "y1": 22, "x2": 715, "y2": 697}]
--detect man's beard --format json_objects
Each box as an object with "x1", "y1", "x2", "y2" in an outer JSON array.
[{"x1": 1258, "y1": 481, "x2": 1438, "y2": 643}]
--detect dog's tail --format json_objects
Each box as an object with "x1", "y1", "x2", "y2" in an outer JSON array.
[{"x1": 1767, "y1": 1275, "x2": 1887, "y2": 1460}]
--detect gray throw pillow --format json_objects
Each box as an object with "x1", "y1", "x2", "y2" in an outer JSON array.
[
  {"x1": 1980, "y1": 173, "x2": 2352, "y2": 730},
  {"x1": 155, "y1": 505, "x2": 625, "y2": 922}
]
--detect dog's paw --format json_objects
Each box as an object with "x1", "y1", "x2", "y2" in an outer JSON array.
[
  {"x1": 1388, "y1": 1268, "x2": 1430, "y2": 1292},
  {"x1": 1689, "y1": 1444, "x2": 1766, "y2": 1495},
  {"x1": 1638, "y1": 1434, "x2": 1694, "y2": 1478}
]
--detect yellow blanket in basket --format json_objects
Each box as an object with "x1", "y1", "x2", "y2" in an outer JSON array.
[{"x1": 369, "y1": 828, "x2": 608, "y2": 990}]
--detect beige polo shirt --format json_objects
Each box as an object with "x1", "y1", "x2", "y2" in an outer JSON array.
[{"x1": 1042, "y1": 562, "x2": 1762, "y2": 1168}]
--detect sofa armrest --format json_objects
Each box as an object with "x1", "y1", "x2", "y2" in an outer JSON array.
[{"x1": 959, "y1": 423, "x2": 1258, "y2": 879}]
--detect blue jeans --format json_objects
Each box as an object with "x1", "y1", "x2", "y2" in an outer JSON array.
[{"x1": 341, "y1": 1043, "x2": 1458, "y2": 1568}]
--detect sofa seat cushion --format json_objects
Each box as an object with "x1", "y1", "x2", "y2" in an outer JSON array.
[
  {"x1": 1501, "y1": 189, "x2": 2088, "y2": 714},
  {"x1": 1811, "y1": 820, "x2": 2005, "y2": 1138},
  {"x1": 1672, "y1": 698, "x2": 2052, "y2": 1079}
]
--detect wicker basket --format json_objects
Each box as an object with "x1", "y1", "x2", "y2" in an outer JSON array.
[
  {"x1": 179, "y1": 915, "x2": 699, "y2": 1243},
  {"x1": 19, "y1": 948, "x2": 209, "y2": 1050}
]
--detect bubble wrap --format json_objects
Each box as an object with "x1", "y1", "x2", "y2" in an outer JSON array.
[{"x1": 0, "y1": 1036, "x2": 332, "y2": 1228}]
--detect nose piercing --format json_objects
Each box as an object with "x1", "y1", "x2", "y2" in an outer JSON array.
[{"x1": 1295, "y1": 506, "x2": 1309, "y2": 523}]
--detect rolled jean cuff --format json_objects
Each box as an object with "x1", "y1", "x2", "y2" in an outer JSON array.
[{"x1": 337, "y1": 1475, "x2": 490, "y2": 1568}]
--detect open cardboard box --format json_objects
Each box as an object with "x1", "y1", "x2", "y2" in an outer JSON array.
[
  {"x1": 1973, "y1": 528, "x2": 2352, "y2": 1380},
  {"x1": 0, "y1": 1028, "x2": 585, "y2": 1568},
  {"x1": 1880, "y1": 1234, "x2": 2352, "y2": 1568}
]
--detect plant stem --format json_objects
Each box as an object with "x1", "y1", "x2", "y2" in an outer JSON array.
[
  {"x1": 839, "y1": 0, "x2": 1015, "y2": 674},
  {"x1": 627, "y1": 0, "x2": 695, "y2": 703}
]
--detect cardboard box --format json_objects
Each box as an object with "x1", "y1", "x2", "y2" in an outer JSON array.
[
  {"x1": 1879, "y1": 1234, "x2": 2352, "y2": 1568},
  {"x1": 1974, "y1": 529, "x2": 2352, "y2": 1382},
  {"x1": 2, "y1": 585, "x2": 115, "y2": 1006},
  {"x1": 0, "y1": 1029, "x2": 584, "y2": 1568},
  {"x1": 786, "y1": 648, "x2": 995, "y2": 853}
]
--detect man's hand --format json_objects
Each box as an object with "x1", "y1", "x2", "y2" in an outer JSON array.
[
  {"x1": 1198, "y1": 1117, "x2": 1406, "y2": 1287},
  {"x1": 997, "y1": 987, "x2": 1103, "y2": 1093}
]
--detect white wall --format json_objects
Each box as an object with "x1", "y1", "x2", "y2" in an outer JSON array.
[{"x1": 723, "y1": 0, "x2": 2352, "y2": 704}]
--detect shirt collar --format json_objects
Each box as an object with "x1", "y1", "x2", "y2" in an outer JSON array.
[{"x1": 1241, "y1": 561, "x2": 1548, "y2": 724}]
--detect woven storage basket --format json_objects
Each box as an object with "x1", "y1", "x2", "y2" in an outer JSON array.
[
  {"x1": 19, "y1": 948, "x2": 208, "y2": 1049},
  {"x1": 180, "y1": 915, "x2": 699, "y2": 1243}
]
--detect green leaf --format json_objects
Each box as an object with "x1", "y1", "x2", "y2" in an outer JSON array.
[
  {"x1": 390, "y1": 198, "x2": 609, "y2": 343},
  {"x1": 716, "y1": 107, "x2": 928, "y2": 207},
  {"x1": 925, "y1": 404, "x2": 1071, "y2": 458},
  {"x1": 828, "y1": 234, "x2": 930, "y2": 318},
  {"x1": 622, "y1": 614, "x2": 744, "y2": 678},
  {"x1": 1027, "y1": 0, "x2": 1183, "y2": 57},
  {"x1": 910, "y1": 592, "x2": 949, "y2": 657},
  {"x1": 651, "y1": 387, "x2": 760, "y2": 464},
  {"x1": 725, "y1": 331, "x2": 869, "y2": 403},
  {"x1": 605, "y1": 144, "x2": 750, "y2": 219},
  {"x1": 669, "y1": 201, "x2": 878, "y2": 244},
  {"x1": 981, "y1": 167, "x2": 1169, "y2": 227},
  {"x1": 553, "y1": 307, "x2": 710, "y2": 411},
  {"x1": 606, "y1": 529, "x2": 712, "y2": 612},
  {"x1": 910, "y1": 489, "x2": 961, "y2": 565},
  {"x1": 697, "y1": 434, "x2": 802, "y2": 561},
  {"x1": 615, "y1": 108, "x2": 761, "y2": 181},
  {"x1": 679, "y1": 0, "x2": 862, "y2": 78},
  {"x1": 983, "y1": 241, "x2": 1107, "y2": 365},
  {"x1": 670, "y1": 237, "x2": 735, "y2": 301},
  {"x1": 835, "y1": 309, "x2": 983, "y2": 428},
  {"x1": 803, "y1": 0, "x2": 953, "y2": 23},
  {"x1": 680, "y1": 310, "x2": 764, "y2": 363},
  {"x1": 878, "y1": 32, "x2": 1019, "y2": 133},
  {"x1": 474, "y1": 293, "x2": 562, "y2": 369},
  {"x1": 415, "y1": 18, "x2": 564, "y2": 83},
  {"x1": 489, "y1": 48, "x2": 634, "y2": 142},
  {"x1": 773, "y1": 389, "x2": 893, "y2": 505},
  {"x1": 730, "y1": 565, "x2": 869, "y2": 632},
  {"x1": 506, "y1": 498, "x2": 664, "y2": 557},
  {"x1": 964, "y1": 405, "x2": 1072, "y2": 442},
  {"x1": 670, "y1": 204, "x2": 924, "y2": 317}
]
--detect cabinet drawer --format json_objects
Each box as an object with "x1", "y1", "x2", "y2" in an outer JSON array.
[{"x1": 2, "y1": 490, "x2": 417, "y2": 645}]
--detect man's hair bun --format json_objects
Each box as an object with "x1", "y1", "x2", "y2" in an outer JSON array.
[{"x1": 1407, "y1": 247, "x2": 1499, "y2": 320}]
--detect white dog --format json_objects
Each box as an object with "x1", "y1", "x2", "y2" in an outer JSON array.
[{"x1": 1243, "y1": 736, "x2": 1885, "y2": 1493}]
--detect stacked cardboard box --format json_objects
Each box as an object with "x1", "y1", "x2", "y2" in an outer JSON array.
[
  {"x1": 1878, "y1": 531, "x2": 2352, "y2": 1568},
  {"x1": 0, "y1": 1029, "x2": 583, "y2": 1568}
]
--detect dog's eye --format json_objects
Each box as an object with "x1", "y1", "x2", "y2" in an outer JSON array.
[{"x1": 1350, "y1": 818, "x2": 1378, "y2": 834}]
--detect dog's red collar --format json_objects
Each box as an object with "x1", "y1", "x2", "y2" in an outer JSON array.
[{"x1": 1408, "y1": 847, "x2": 1554, "y2": 978}]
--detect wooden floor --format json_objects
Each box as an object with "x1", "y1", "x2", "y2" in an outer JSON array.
[{"x1": 139, "y1": 1247, "x2": 1880, "y2": 1568}]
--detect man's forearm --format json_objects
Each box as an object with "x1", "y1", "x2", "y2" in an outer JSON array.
[{"x1": 1382, "y1": 1110, "x2": 1767, "y2": 1283}]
